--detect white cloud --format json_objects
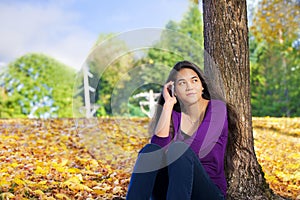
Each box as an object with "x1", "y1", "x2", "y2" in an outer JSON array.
[{"x1": 0, "y1": 1, "x2": 96, "y2": 71}]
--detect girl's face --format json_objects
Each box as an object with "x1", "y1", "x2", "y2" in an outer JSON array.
[{"x1": 174, "y1": 68, "x2": 203, "y2": 106}]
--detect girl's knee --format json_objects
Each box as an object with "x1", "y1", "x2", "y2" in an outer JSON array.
[
  {"x1": 139, "y1": 143, "x2": 162, "y2": 153},
  {"x1": 167, "y1": 141, "x2": 190, "y2": 155},
  {"x1": 166, "y1": 142, "x2": 192, "y2": 164},
  {"x1": 133, "y1": 143, "x2": 165, "y2": 173}
]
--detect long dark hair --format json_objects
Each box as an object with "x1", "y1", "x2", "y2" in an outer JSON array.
[{"x1": 149, "y1": 60, "x2": 240, "y2": 174}]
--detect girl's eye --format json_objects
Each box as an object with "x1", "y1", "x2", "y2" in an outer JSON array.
[
  {"x1": 190, "y1": 78, "x2": 198, "y2": 83},
  {"x1": 178, "y1": 81, "x2": 186, "y2": 86}
]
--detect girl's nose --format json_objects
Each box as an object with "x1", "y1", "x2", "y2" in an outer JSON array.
[{"x1": 186, "y1": 82, "x2": 192, "y2": 90}]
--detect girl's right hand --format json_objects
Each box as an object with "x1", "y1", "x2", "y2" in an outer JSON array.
[
  {"x1": 154, "y1": 81, "x2": 177, "y2": 137},
  {"x1": 163, "y1": 81, "x2": 177, "y2": 107}
]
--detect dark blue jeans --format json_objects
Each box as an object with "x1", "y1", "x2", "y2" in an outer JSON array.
[{"x1": 126, "y1": 142, "x2": 225, "y2": 200}]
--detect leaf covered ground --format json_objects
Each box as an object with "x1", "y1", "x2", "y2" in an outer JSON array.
[
  {"x1": 253, "y1": 117, "x2": 300, "y2": 200},
  {"x1": 0, "y1": 117, "x2": 299, "y2": 199}
]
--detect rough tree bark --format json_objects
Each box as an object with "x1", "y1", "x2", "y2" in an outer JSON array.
[{"x1": 202, "y1": 0, "x2": 283, "y2": 199}]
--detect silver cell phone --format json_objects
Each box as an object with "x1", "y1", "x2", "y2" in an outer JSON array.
[{"x1": 171, "y1": 84, "x2": 174, "y2": 97}]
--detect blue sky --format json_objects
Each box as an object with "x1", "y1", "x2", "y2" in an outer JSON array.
[{"x1": 0, "y1": 0, "x2": 191, "y2": 71}]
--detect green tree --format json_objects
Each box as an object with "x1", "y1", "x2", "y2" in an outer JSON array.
[
  {"x1": 151, "y1": 2, "x2": 204, "y2": 66},
  {"x1": 249, "y1": 35, "x2": 268, "y2": 116},
  {"x1": 133, "y1": 2, "x2": 204, "y2": 98},
  {"x1": 250, "y1": 0, "x2": 300, "y2": 116},
  {"x1": 0, "y1": 53, "x2": 76, "y2": 118},
  {"x1": 83, "y1": 34, "x2": 135, "y2": 116}
]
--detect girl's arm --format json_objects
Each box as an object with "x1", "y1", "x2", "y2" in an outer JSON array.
[
  {"x1": 154, "y1": 101, "x2": 174, "y2": 137},
  {"x1": 154, "y1": 81, "x2": 177, "y2": 137}
]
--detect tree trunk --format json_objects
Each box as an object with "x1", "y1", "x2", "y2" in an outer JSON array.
[{"x1": 202, "y1": 0, "x2": 281, "y2": 199}]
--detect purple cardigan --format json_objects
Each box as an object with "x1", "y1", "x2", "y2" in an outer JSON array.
[{"x1": 150, "y1": 99, "x2": 228, "y2": 196}]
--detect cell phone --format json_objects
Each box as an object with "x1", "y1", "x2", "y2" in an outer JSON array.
[{"x1": 170, "y1": 84, "x2": 174, "y2": 97}]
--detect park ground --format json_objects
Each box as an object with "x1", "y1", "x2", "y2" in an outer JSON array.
[{"x1": 0, "y1": 117, "x2": 299, "y2": 199}]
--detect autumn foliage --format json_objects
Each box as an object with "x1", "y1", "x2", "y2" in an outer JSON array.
[
  {"x1": 0, "y1": 117, "x2": 299, "y2": 199},
  {"x1": 252, "y1": 117, "x2": 300, "y2": 200}
]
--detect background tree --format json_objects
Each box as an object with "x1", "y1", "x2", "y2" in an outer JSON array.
[
  {"x1": 250, "y1": 0, "x2": 300, "y2": 117},
  {"x1": 202, "y1": 0, "x2": 281, "y2": 199},
  {"x1": 82, "y1": 34, "x2": 135, "y2": 116},
  {"x1": 131, "y1": 2, "x2": 204, "y2": 104},
  {"x1": 0, "y1": 53, "x2": 76, "y2": 118},
  {"x1": 249, "y1": 35, "x2": 268, "y2": 116}
]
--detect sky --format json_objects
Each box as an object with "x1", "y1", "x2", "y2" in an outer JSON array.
[{"x1": 0, "y1": 0, "x2": 191, "y2": 71}]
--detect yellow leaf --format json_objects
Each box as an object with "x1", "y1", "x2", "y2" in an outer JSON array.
[
  {"x1": 45, "y1": 197, "x2": 56, "y2": 200},
  {"x1": 60, "y1": 159, "x2": 68, "y2": 166},
  {"x1": 0, "y1": 179, "x2": 10, "y2": 187},
  {"x1": 93, "y1": 188, "x2": 106, "y2": 195},
  {"x1": 33, "y1": 189, "x2": 44, "y2": 196},
  {"x1": 1, "y1": 192, "x2": 15, "y2": 199},
  {"x1": 55, "y1": 166, "x2": 65, "y2": 173},
  {"x1": 24, "y1": 180, "x2": 36, "y2": 187},
  {"x1": 73, "y1": 183, "x2": 93, "y2": 192},
  {"x1": 11, "y1": 162, "x2": 18, "y2": 168},
  {"x1": 67, "y1": 168, "x2": 80, "y2": 173},
  {"x1": 38, "y1": 180, "x2": 47, "y2": 185},
  {"x1": 36, "y1": 139, "x2": 45, "y2": 144},
  {"x1": 14, "y1": 178, "x2": 25, "y2": 186},
  {"x1": 35, "y1": 166, "x2": 48, "y2": 175},
  {"x1": 55, "y1": 193, "x2": 71, "y2": 200},
  {"x1": 0, "y1": 167, "x2": 8, "y2": 173},
  {"x1": 89, "y1": 159, "x2": 99, "y2": 168},
  {"x1": 62, "y1": 174, "x2": 82, "y2": 186}
]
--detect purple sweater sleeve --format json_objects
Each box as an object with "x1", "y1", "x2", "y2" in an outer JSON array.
[{"x1": 150, "y1": 134, "x2": 172, "y2": 147}]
